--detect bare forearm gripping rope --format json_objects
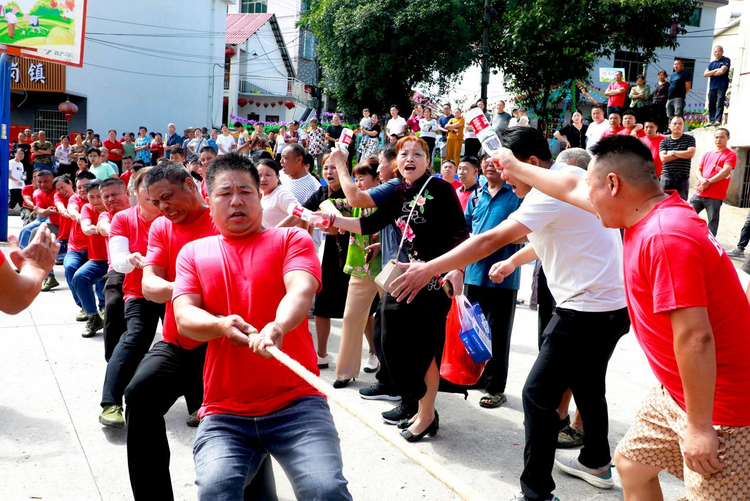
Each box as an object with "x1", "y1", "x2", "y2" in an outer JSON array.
[{"x1": 266, "y1": 346, "x2": 486, "y2": 501}]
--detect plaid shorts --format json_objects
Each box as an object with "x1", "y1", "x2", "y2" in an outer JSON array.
[{"x1": 616, "y1": 386, "x2": 750, "y2": 501}]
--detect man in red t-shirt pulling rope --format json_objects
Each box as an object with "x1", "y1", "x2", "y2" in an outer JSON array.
[
  {"x1": 172, "y1": 154, "x2": 352, "y2": 500},
  {"x1": 496, "y1": 134, "x2": 750, "y2": 501}
]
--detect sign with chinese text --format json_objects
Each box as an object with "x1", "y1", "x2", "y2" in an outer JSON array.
[
  {"x1": 0, "y1": 0, "x2": 87, "y2": 67},
  {"x1": 599, "y1": 67, "x2": 626, "y2": 83},
  {"x1": 10, "y1": 56, "x2": 64, "y2": 91}
]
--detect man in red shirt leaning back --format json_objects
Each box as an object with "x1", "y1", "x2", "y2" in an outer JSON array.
[{"x1": 494, "y1": 134, "x2": 750, "y2": 501}]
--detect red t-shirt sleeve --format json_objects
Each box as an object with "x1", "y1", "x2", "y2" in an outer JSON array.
[
  {"x1": 33, "y1": 191, "x2": 46, "y2": 207},
  {"x1": 282, "y1": 228, "x2": 323, "y2": 292},
  {"x1": 645, "y1": 232, "x2": 708, "y2": 314},
  {"x1": 22, "y1": 185, "x2": 34, "y2": 197},
  {"x1": 173, "y1": 245, "x2": 201, "y2": 299},
  {"x1": 145, "y1": 219, "x2": 170, "y2": 268},
  {"x1": 0, "y1": 251, "x2": 5, "y2": 266},
  {"x1": 80, "y1": 204, "x2": 94, "y2": 222},
  {"x1": 97, "y1": 211, "x2": 110, "y2": 225},
  {"x1": 109, "y1": 211, "x2": 127, "y2": 239}
]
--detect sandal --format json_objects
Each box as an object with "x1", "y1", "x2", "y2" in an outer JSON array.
[{"x1": 479, "y1": 392, "x2": 507, "y2": 408}]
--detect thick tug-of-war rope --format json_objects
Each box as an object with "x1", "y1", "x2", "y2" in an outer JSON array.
[{"x1": 266, "y1": 346, "x2": 486, "y2": 501}]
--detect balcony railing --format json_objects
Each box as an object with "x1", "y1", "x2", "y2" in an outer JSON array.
[{"x1": 224, "y1": 76, "x2": 308, "y2": 104}]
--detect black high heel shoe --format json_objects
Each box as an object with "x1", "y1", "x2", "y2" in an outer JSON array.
[
  {"x1": 400, "y1": 412, "x2": 439, "y2": 442},
  {"x1": 332, "y1": 378, "x2": 353, "y2": 389},
  {"x1": 398, "y1": 409, "x2": 439, "y2": 430}
]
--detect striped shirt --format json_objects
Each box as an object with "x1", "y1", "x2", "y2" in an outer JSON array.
[{"x1": 659, "y1": 134, "x2": 696, "y2": 178}]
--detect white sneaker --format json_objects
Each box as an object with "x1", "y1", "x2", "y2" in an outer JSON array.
[
  {"x1": 317, "y1": 354, "x2": 329, "y2": 369},
  {"x1": 554, "y1": 450, "x2": 614, "y2": 489},
  {"x1": 363, "y1": 353, "x2": 379, "y2": 373}
]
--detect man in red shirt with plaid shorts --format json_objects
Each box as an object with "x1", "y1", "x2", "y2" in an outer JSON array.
[{"x1": 495, "y1": 134, "x2": 750, "y2": 501}]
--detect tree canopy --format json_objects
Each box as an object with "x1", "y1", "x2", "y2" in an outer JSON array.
[
  {"x1": 488, "y1": 0, "x2": 702, "y2": 122},
  {"x1": 303, "y1": 0, "x2": 479, "y2": 115}
]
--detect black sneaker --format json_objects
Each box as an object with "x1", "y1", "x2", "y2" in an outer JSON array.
[
  {"x1": 359, "y1": 383, "x2": 401, "y2": 401},
  {"x1": 382, "y1": 402, "x2": 418, "y2": 425}
]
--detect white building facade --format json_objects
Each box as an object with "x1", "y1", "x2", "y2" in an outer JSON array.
[
  {"x1": 224, "y1": 13, "x2": 311, "y2": 124},
  {"x1": 590, "y1": 2, "x2": 727, "y2": 110}
]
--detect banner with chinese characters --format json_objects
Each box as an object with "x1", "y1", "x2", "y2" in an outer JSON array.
[
  {"x1": 0, "y1": 0, "x2": 87, "y2": 67},
  {"x1": 10, "y1": 56, "x2": 64, "y2": 92}
]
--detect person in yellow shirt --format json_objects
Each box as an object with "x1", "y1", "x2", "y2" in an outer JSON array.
[{"x1": 445, "y1": 108, "x2": 465, "y2": 164}]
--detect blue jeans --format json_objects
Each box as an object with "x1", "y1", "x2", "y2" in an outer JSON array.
[
  {"x1": 64, "y1": 250, "x2": 104, "y2": 309},
  {"x1": 194, "y1": 396, "x2": 351, "y2": 501},
  {"x1": 708, "y1": 87, "x2": 728, "y2": 123},
  {"x1": 72, "y1": 260, "x2": 108, "y2": 316},
  {"x1": 19, "y1": 217, "x2": 47, "y2": 248}
]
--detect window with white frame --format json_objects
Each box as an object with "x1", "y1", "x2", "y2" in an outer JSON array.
[{"x1": 613, "y1": 50, "x2": 647, "y2": 84}]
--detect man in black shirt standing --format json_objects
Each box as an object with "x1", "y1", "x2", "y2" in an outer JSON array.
[
  {"x1": 666, "y1": 58, "x2": 692, "y2": 124},
  {"x1": 659, "y1": 116, "x2": 696, "y2": 200}
]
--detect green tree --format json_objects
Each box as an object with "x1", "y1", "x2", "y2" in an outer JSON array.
[
  {"x1": 304, "y1": 0, "x2": 480, "y2": 115},
  {"x1": 489, "y1": 0, "x2": 701, "y2": 128}
]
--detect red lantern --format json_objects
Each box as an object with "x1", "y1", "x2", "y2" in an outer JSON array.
[
  {"x1": 238, "y1": 98, "x2": 247, "y2": 107},
  {"x1": 278, "y1": 100, "x2": 283, "y2": 105},
  {"x1": 285, "y1": 100, "x2": 295, "y2": 109},
  {"x1": 263, "y1": 102, "x2": 269, "y2": 108},
  {"x1": 248, "y1": 99, "x2": 254, "y2": 105},
  {"x1": 271, "y1": 102, "x2": 276, "y2": 107},
  {"x1": 223, "y1": 97, "x2": 229, "y2": 106},
  {"x1": 256, "y1": 102, "x2": 261, "y2": 107},
  {"x1": 58, "y1": 99, "x2": 78, "y2": 122},
  {"x1": 225, "y1": 47, "x2": 236, "y2": 57}
]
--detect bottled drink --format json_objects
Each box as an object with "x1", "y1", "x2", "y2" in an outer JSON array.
[
  {"x1": 337, "y1": 127, "x2": 354, "y2": 151},
  {"x1": 287, "y1": 203, "x2": 331, "y2": 229},
  {"x1": 464, "y1": 107, "x2": 502, "y2": 155}
]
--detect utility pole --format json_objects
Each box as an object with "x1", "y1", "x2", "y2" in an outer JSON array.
[{"x1": 480, "y1": 0, "x2": 491, "y2": 105}]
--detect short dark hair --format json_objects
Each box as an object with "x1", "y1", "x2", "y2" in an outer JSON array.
[
  {"x1": 109, "y1": 129, "x2": 116, "y2": 134},
  {"x1": 380, "y1": 142, "x2": 397, "y2": 163},
  {"x1": 592, "y1": 104, "x2": 604, "y2": 112},
  {"x1": 459, "y1": 156, "x2": 481, "y2": 171},
  {"x1": 60, "y1": 135, "x2": 69, "y2": 141},
  {"x1": 636, "y1": 74, "x2": 645, "y2": 81},
  {"x1": 256, "y1": 158, "x2": 281, "y2": 175},
  {"x1": 622, "y1": 109, "x2": 637, "y2": 119},
  {"x1": 53, "y1": 175, "x2": 72, "y2": 189},
  {"x1": 233, "y1": 121, "x2": 243, "y2": 128},
  {"x1": 35, "y1": 168, "x2": 53, "y2": 178},
  {"x1": 139, "y1": 126, "x2": 147, "y2": 132},
  {"x1": 353, "y1": 156, "x2": 379, "y2": 178},
  {"x1": 100, "y1": 178, "x2": 127, "y2": 191},
  {"x1": 715, "y1": 127, "x2": 730, "y2": 138},
  {"x1": 199, "y1": 146, "x2": 218, "y2": 156},
  {"x1": 87, "y1": 147, "x2": 101, "y2": 156},
  {"x1": 500, "y1": 127, "x2": 552, "y2": 162},
  {"x1": 251, "y1": 149, "x2": 272, "y2": 163},
  {"x1": 86, "y1": 180, "x2": 102, "y2": 193},
  {"x1": 122, "y1": 155, "x2": 134, "y2": 162},
  {"x1": 590, "y1": 135, "x2": 657, "y2": 187},
  {"x1": 205, "y1": 153, "x2": 260, "y2": 195},
  {"x1": 674, "y1": 57, "x2": 684, "y2": 63},
  {"x1": 76, "y1": 170, "x2": 96, "y2": 182},
  {"x1": 144, "y1": 161, "x2": 191, "y2": 190},
  {"x1": 171, "y1": 147, "x2": 186, "y2": 158}
]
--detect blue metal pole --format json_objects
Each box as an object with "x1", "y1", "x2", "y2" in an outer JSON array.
[{"x1": 0, "y1": 54, "x2": 12, "y2": 241}]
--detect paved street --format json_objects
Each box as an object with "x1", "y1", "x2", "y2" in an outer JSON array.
[{"x1": 2, "y1": 203, "x2": 748, "y2": 501}]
